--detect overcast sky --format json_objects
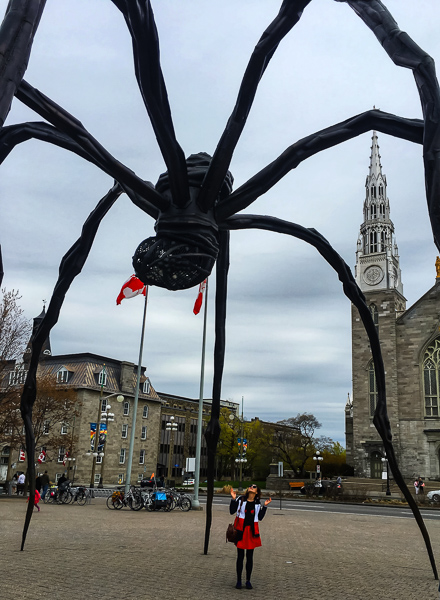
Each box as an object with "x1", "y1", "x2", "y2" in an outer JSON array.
[{"x1": 1, "y1": 1, "x2": 439, "y2": 445}]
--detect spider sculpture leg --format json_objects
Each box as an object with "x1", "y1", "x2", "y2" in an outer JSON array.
[
  {"x1": 204, "y1": 230, "x2": 230, "y2": 555},
  {"x1": 220, "y1": 214, "x2": 438, "y2": 579},
  {"x1": 19, "y1": 182, "x2": 122, "y2": 550}
]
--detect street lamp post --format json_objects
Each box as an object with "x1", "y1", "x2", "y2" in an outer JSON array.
[
  {"x1": 313, "y1": 450, "x2": 323, "y2": 480},
  {"x1": 381, "y1": 456, "x2": 391, "y2": 495},
  {"x1": 166, "y1": 416, "x2": 178, "y2": 486},
  {"x1": 230, "y1": 397, "x2": 247, "y2": 492},
  {"x1": 86, "y1": 392, "x2": 124, "y2": 488},
  {"x1": 98, "y1": 405, "x2": 115, "y2": 488}
]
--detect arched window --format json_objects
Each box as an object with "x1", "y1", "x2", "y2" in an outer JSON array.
[
  {"x1": 369, "y1": 230, "x2": 378, "y2": 253},
  {"x1": 423, "y1": 339, "x2": 440, "y2": 417},
  {"x1": 370, "y1": 203, "x2": 377, "y2": 219},
  {"x1": 369, "y1": 361, "x2": 378, "y2": 417}
]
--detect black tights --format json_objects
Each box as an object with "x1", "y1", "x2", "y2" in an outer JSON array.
[{"x1": 236, "y1": 548, "x2": 254, "y2": 582}]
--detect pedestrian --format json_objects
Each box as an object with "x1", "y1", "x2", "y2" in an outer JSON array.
[
  {"x1": 11, "y1": 472, "x2": 18, "y2": 494},
  {"x1": 17, "y1": 472, "x2": 25, "y2": 495},
  {"x1": 40, "y1": 471, "x2": 50, "y2": 499},
  {"x1": 27, "y1": 488, "x2": 41, "y2": 512},
  {"x1": 229, "y1": 484, "x2": 272, "y2": 590},
  {"x1": 417, "y1": 477, "x2": 425, "y2": 496},
  {"x1": 35, "y1": 474, "x2": 42, "y2": 493}
]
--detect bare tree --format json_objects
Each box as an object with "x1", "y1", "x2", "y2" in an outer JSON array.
[
  {"x1": 267, "y1": 413, "x2": 333, "y2": 477},
  {"x1": 0, "y1": 374, "x2": 78, "y2": 481},
  {"x1": 0, "y1": 288, "x2": 31, "y2": 362}
]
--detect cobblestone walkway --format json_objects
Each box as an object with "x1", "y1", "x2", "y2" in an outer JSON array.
[{"x1": 1, "y1": 498, "x2": 440, "y2": 599}]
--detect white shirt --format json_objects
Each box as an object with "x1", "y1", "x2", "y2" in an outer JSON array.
[{"x1": 18, "y1": 474, "x2": 25, "y2": 484}]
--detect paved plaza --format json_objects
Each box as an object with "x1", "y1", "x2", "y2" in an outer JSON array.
[{"x1": 1, "y1": 497, "x2": 440, "y2": 599}]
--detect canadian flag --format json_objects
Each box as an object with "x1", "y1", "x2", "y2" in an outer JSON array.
[
  {"x1": 116, "y1": 275, "x2": 147, "y2": 305},
  {"x1": 193, "y1": 279, "x2": 207, "y2": 315},
  {"x1": 19, "y1": 449, "x2": 26, "y2": 462},
  {"x1": 62, "y1": 451, "x2": 69, "y2": 466},
  {"x1": 38, "y1": 450, "x2": 46, "y2": 464}
]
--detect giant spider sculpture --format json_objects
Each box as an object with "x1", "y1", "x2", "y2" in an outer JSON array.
[{"x1": 1, "y1": 0, "x2": 439, "y2": 577}]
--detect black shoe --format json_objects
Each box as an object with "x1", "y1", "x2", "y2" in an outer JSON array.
[
  {"x1": 235, "y1": 581, "x2": 242, "y2": 589},
  {"x1": 245, "y1": 581, "x2": 253, "y2": 589}
]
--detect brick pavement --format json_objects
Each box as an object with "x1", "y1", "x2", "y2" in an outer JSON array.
[{"x1": 1, "y1": 497, "x2": 440, "y2": 600}]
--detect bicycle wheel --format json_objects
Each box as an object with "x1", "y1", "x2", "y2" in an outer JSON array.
[
  {"x1": 179, "y1": 497, "x2": 192, "y2": 512},
  {"x1": 60, "y1": 490, "x2": 73, "y2": 504},
  {"x1": 44, "y1": 491, "x2": 54, "y2": 504},
  {"x1": 128, "y1": 494, "x2": 143, "y2": 511},
  {"x1": 76, "y1": 491, "x2": 88, "y2": 506},
  {"x1": 168, "y1": 493, "x2": 177, "y2": 511},
  {"x1": 114, "y1": 497, "x2": 124, "y2": 509},
  {"x1": 106, "y1": 495, "x2": 116, "y2": 509}
]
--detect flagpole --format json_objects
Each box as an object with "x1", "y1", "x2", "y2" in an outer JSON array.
[
  {"x1": 193, "y1": 279, "x2": 208, "y2": 509},
  {"x1": 124, "y1": 286, "x2": 149, "y2": 495}
]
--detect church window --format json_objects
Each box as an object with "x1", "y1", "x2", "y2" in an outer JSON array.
[
  {"x1": 423, "y1": 340, "x2": 440, "y2": 417},
  {"x1": 371, "y1": 185, "x2": 376, "y2": 198},
  {"x1": 370, "y1": 204, "x2": 377, "y2": 219},
  {"x1": 369, "y1": 362, "x2": 378, "y2": 417},
  {"x1": 380, "y1": 231, "x2": 386, "y2": 251},
  {"x1": 363, "y1": 234, "x2": 368, "y2": 254},
  {"x1": 379, "y1": 203, "x2": 385, "y2": 217},
  {"x1": 379, "y1": 185, "x2": 384, "y2": 197},
  {"x1": 369, "y1": 230, "x2": 378, "y2": 253}
]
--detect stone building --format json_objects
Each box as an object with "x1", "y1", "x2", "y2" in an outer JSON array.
[
  {"x1": 346, "y1": 132, "x2": 440, "y2": 480},
  {"x1": 0, "y1": 308, "x2": 162, "y2": 486},
  {"x1": 156, "y1": 392, "x2": 239, "y2": 480}
]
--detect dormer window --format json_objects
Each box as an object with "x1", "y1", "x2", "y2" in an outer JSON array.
[
  {"x1": 56, "y1": 367, "x2": 69, "y2": 384},
  {"x1": 9, "y1": 367, "x2": 27, "y2": 386},
  {"x1": 143, "y1": 379, "x2": 151, "y2": 394}
]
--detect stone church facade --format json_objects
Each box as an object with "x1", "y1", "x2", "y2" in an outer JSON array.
[{"x1": 346, "y1": 132, "x2": 440, "y2": 480}]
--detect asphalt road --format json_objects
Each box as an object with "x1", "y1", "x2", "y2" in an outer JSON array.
[{"x1": 206, "y1": 495, "x2": 440, "y2": 521}]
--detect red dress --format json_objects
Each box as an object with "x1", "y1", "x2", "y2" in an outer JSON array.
[{"x1": 231, "y1": 499, "x2": 266, "y2": 550}]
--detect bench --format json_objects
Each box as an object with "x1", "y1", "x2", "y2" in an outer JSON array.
[{"x1": 289, "y1": 482, "x2": 305, "y2": 489}]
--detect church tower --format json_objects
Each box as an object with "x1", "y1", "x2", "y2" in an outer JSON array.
[
  {"x1": 349, "y1": 132, "x2": 406, "y2": 477},
  {"x1": 354, "y1": 131, "x2": 404, "y2": 297}
]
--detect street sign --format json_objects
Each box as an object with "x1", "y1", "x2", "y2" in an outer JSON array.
[{"x1": 316, "y1": 465, "x2": 320, "y2": 473}]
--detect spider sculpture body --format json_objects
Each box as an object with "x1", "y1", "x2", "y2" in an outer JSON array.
[{"x1": 0, "y1": 0, "x2": 439, "y2": 578}]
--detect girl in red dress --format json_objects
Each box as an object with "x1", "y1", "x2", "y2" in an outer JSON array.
[{"x1": 230, "y1": 484, "x2": 272, "y2": 589}]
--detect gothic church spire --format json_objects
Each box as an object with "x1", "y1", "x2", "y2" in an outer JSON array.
[{"x1": 355, "y1": 132, "x2": 404, "y2": 295}]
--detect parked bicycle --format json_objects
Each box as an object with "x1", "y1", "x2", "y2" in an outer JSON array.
[
  {"x1": 72, "y1": 486, "x2": 89, "y2": 505},
  {"x1": 106, "y1": 486, "x2": 143, "y2": 511},
  {"x1": 167, "y1": 488, "x2": 192, "y2": 511}
]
